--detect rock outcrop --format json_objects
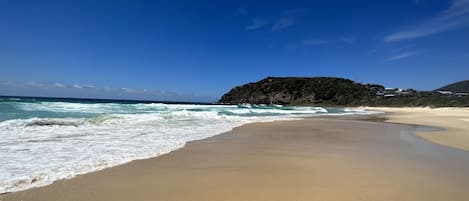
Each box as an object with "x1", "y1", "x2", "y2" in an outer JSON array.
[{"x1": 218, "y1": 77, "x2": 376, "y2": 106}]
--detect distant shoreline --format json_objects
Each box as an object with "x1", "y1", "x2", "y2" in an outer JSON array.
[
  {"x1": 0, "y1": 95, "x2": 213, "y2": 105},
  {"x1": 2, "y1": 95, "x2": 468, "y2": 108}
]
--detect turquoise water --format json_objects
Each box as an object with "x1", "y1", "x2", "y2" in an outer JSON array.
[
  {"x1": 0, "y1": 96, "x2": 376, "y2": 193},
  {"x1": 0, "y1": 96, "x2": 208, "y2": 121}
]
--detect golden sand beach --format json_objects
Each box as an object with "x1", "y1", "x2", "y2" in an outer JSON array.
[
  {"x1": 368, "y1": 107, "x2": 469, "y2": 151},
  {"x1": 2, "y1": 110, "x2": 469, "y2": 201}
]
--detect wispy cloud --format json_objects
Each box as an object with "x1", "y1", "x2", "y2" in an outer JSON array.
[
  {"x1": 272, "y1": 8, "x2": 308, "y2": 31},
  {"x1": 121, "y1": 87, "x2": 137, "y2": 93},
  {"x1": 299, "y1": 37, "x2": 356, "y2": 47},
  {"x1": 28, "y1": 82, "x2": 44, "y2": 87},
  {"x1": 83, "y1": 84, "x2": 96, "y2": 89},
  {"x1": 242, "y1": 8, "x2": 308, "y2": 31},
  {"x1": 272, "y1": 18, "x2": 294, "y2": 30},
  {"x1": 245, "y1": 18, "x2": 268, "y2": 30},
  {"x1": 73, "y1": 84, "x2": 83, "y2": 89},
  {"x1": 54, "y1": 83, "x2": 65, "y2": 88},
  {"x1": 385, "y1": 0, "x2": 469, "y2": 42},
  {"x1": 338, "y1": 37, "x2": 356, "y2": 44},
  {"x1": 385, "y1": 51, "x2": 422, "y2": 61}
]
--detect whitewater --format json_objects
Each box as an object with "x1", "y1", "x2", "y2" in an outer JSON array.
[{"x1": 0, "y1": 97, "x2": 378, "y2": 193}]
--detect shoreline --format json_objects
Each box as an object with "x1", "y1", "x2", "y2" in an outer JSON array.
[
  {"x1": 0, "y1": 112, "x2": 377, "y2": 195},
  {"x1": 2, "y1": 110, "x2": 469, "y2": 201},
  {"x1": 0, "y1": 110, "x2": 377, "y2": 194},
  {"x1": 365, "y1": 107, "x2": 469, "y2": 151}
]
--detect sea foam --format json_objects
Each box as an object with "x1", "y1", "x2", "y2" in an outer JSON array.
[{"x1": 0, "y1": 101, "x2": 377, "y2": 193}]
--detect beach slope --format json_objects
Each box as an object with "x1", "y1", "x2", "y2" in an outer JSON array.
[
  {"x1": 368, "y1": 107, "x2": 469, "y2": 151},
  {"x1": 2, "y1": 117, "x2": 469, "y2": 201}
]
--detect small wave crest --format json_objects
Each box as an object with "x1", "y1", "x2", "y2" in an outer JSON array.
[{"x1": 25, "y1": 119, "x2": 84, "y2": 127}]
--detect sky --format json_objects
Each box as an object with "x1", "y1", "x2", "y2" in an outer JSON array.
[{"x1": 0, "y1": 0, "x2": 468, "y2": 102}]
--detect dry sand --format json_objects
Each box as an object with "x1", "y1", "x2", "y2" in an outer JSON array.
[
  {"x1": 367, "y1": 107, "x2": 469, "y2": 151},
  {"x1": 2, "y1": 117, "x2": 469, "y2": 201}
]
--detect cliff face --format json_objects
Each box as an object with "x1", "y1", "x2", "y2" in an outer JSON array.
[{"x1": 219, "y1": 77, "x2": 376, "y2": 106}]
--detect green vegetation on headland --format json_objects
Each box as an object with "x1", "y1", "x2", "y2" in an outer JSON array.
[
  {"x1": 218, "y1": 77, "x2": 469, "y2": 107},
  {"x1": 437, "y1": 80, "x2": 469, "y2": 93}
]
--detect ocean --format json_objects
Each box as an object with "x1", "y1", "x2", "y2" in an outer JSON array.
[{"x1": 0, "y1": 96, "x2": 377, "y2": 193}]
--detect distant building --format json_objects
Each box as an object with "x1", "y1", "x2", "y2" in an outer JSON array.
[
  {"x1": 437, "y1": 90, "x2": 453, "y2": 95},
  {"x1": 374, "y1": 87, "x2": 414, "y2": 97},
  {"x1": 455, "y1": 92, "x2": 468, "y2": 96},
  {"x1": 435, "y1": 90, "x2": 468, "y2": 97}
]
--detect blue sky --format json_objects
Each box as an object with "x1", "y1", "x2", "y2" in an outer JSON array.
[{"x1": 1, "y1": 0, "x2": 468, "y2": 102}]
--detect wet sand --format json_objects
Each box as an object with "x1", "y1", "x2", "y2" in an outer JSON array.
[
  {"x1": 2, "y1": 117, "x2": 469, "y2": 201},
  {"x1": 368, "y1": 107, "x2": 469, "y2": 151}
]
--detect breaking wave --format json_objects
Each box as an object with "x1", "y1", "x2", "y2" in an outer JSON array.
[{"x1": 0, "y1": 100, "x2": 379, "y2": 193}]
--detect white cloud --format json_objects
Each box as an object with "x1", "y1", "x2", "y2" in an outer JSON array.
[
  {"x1": 272, "y1": 8, "x2": 308, "y2": 31},
  {"x1": 73, "y1": 84, "x2": 83, "y2": 89},
  {"x1": 385, "y1": 51, "x2": 422, "y2": 61},
  {"x1": 121, "y1": 87, "x2": 137, "y2": 93},
  {"x1": 245, "y1": 18, "x2": 268, "y2": 30},
  {"x1": 243, "y1": 8, "x2": 308, "y2": 31},
  {"x1": 28, "y1": 82, "x2": 44, "y2": 87},
  {"x1": 54, "y1": 83, "x2": 65, "y2": 88},
  {"x1": 339, "y1": 37, "x2": 356, "y2": 44},
  {"x1": 385, "y1": 0, "x2": 469, "y2": 42},
  {"x1": 83, "y1": 84, "x2": 96, "y2": 89}
]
